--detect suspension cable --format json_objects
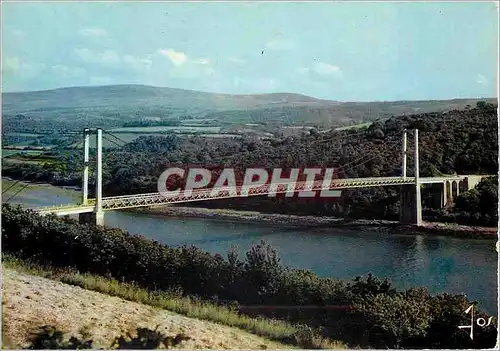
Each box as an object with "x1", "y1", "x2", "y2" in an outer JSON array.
[
  {"x1": 330, "y1": 134, "x2": 402, "y2": 176},
  {"x1": 102, "y1": 130, "x2": 129, "y2": 146},
  {"x1": 102, "y1": 134, "x2": 125, "y2": 149},
  {"x1": 2, "y1": 169, "x2": 38, "y2": 195},
  {"x1": 3, "y1": 181, "x2": 31, "y2": 203}
]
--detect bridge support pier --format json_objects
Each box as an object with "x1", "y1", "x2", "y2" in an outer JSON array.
[
  {"x1": 79, "y1": 211, "x2": 104, "y2": 226},
  {"x1": 441, "y1": 181, "x2": 448, "y2": 208},
  {"x1": 455, "y1": 180, "x2": 460, "y2": 197},
  {"x1": 399, "y1": 185, "x2": 422, "y2": 224},
  {"x1": 437, "y1": 177, "x2": 484, "y2": 208}
]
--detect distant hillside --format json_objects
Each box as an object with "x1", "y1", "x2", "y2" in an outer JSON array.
[
  {"x1": 204, "y1": 99, "x2": 495, "y2": 126},
  {"x1": 1, "y1": 84, "x2": 496, "y2": 131},
  {"x1": 2, "y1": 85, "x2": 335, "y2": 112}
]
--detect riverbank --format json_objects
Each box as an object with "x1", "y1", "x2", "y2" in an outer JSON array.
[
  {"x1": 126, "y1": 205, "x2": 498, "y2": 240},
  {"x1": 2, "y1": 178, "x2": 80, "y2": 199},
  {"x1": 2, "y1": 178, "x2": 497, "y2": 240}
]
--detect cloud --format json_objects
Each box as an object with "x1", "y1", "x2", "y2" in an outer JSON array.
[
  {"x1": 158, "y1": 48, "x2": 187, "y2": 66},
  {"x1": 228, "y1": 57, "x2": 246, "y2": 65},
  {"x1": 71, "y1": 46, "x2": 214, "y2": 82},
  {"x1": 156, "y1": 48, "x2": 215, "y2": 78},
  {"x1": 3, "y1": 56, "x2": 21, "y2": 73},
  {"x1": 74, "y1": 48, "x2": 120, "y2": 64},
  {"x1": 264, "y1": 39, "x2": 296, "y2": 51},
  {"x1": 296, "y1": 67, "x2": 310, "y2": 75},
  {"x1": 3, "y1": 57, "x2": 46, "y2": 78},
  {"x1": 74, "y1": 48, "x2": 153, "y2": 74},
  {"x1": 99, "y1": 51, "x2": 120, "y2": 64},
  {"x1": 297, "y1": 62, "x2": 342, "y2": 79},
  {"x1": 51, "y1": 65, "x2": 86, "y2": 78},
  {"x1": 24, "y1": 62, "x2": 47, "y2": 77},
  {"x1": 51, "y1": 64, "x2": 71, "y2": 73},
  {"x1": 313, "y1": 62, "x2": 342, "y2": 76},
  {"x1": 191, "y1": 58, "x2": 210, "y2": 65},
  {"x1": 78, "y1": 27, "x2": 108, "y2": 37},
  {"x1": 476, "y1": 74, "x2": 488, "y2": 85},
  {"x1": 123, "y1": 54, "x2": 153, "y2": 71}
]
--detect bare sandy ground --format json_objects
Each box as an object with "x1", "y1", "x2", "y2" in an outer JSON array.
[{"x1": 2, "y1": 268, "x2": 289, "y2": 349}]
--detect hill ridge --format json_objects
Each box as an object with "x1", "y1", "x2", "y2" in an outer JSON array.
[
  {"x1": 3, "y1": 84, "x2": 496, "y2": 104},
  {"x1": 2, "y1": 84, "x2": 496, "y2": 131},
  {"x1": 2, "y1": 84, "x2": 331, "y2": 103}
]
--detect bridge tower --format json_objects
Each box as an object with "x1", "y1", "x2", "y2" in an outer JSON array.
[
  {"x1": 79, "y1": 128, "x2": 105, "y2": 226},
  {"x1": 399, "y1": 129, "x2": 423, "y2": 225},
  {"x1": 82, "y1": 128, "x2": 90, "y2": 205}
]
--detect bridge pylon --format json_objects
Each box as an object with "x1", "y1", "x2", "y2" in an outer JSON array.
[
  {"x1": 78, "y1": 127, "x2": 105, "y2": 226},
  {"x1": 82, "y1": 128, "x2": 90, "y2": 205},
  {"x1": 399, "y1": 129, "x2": 423, "y2": 225}
]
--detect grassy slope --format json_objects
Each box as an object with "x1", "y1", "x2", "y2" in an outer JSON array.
[
  {"x1": 3, "y1": 269, "x2": 290, "y2": 349},
  {"x1": 2, "y1": 256, "x2": 345, "y2": 349}
]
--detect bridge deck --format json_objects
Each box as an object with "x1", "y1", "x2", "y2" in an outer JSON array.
[{"x1": 35, "y1": 175, "x2": 467, "y2": 215}]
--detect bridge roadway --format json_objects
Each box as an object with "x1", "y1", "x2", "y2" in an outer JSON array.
[{"x1": 35, "y1": 175, "x2": 465, "y2": 216}]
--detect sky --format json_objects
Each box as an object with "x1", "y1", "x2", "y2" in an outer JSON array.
[{"x1": 2, "y1": 1, "x2": 498, "y2": 101}]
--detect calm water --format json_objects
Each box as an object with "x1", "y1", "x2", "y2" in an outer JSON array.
[{"x1": 6, "y1": 183, "x2": 498, "y2": 315}]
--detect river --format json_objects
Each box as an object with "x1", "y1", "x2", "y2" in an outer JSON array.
[{"x1": 3, "y1": 180, "x2": 498, "y2": 315}]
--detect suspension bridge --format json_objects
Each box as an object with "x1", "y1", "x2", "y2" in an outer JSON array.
[{"x1": 6, "y1": 128, "x2": 492, "y2": 226}]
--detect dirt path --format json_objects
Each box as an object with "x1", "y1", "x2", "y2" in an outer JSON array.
[{"x1": 2, "y1": 268, "x2": 289, "y2": 349}]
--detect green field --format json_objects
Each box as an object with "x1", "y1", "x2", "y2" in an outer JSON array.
[
  {"x1": 109, "y1": 126, "x2": 222, "y2": 133},
  {"x1": 2, "y1": 158, "x2": 42, "y2": 165},
  {"x1": 5, "y1": 141, "x2": 38, "y2": 147},
  {"x1": 3, "y1": 132, "x2": 42, "y2": 137},
  {"x1": 187, "y1": 133, "x2": 242, "y2": 139},
  {"x1": 2, "y1": 150, "x2": 45, "y2": 157},
  {"x1": 2, "y1": 179, "x2": 29, "y2": 196},
  {"x1": 21, "y1": 150, "x2": 44, "y2": 156},
  {"x1": 2, "y1": 150, "x2": 21, "y2": 157},
  {"x1": 334, "y1": 122, "x2": 373, "y2": 131}
]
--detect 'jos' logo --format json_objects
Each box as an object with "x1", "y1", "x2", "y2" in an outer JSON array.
[{"x1": 458, "y1": 305, "x2": 495, "y2": 340}]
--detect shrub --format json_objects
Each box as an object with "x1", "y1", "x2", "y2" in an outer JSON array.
[
  {"x1": 26, "y1": 325, "x2": 190, "y2": 349},
  {"x1": 28, "y1": 326, "x2": 93, "y2": 350},
  {"x1": 2, "y1": 204, "x2": 496, "y2": 348}
]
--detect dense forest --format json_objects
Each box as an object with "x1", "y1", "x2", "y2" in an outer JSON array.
[
  {"x1": 2, "y1": 101, "x2": 498, "y2": 225},
  {"x1": 2, "y1": 204, "x2": 497, "y2": 349}
]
